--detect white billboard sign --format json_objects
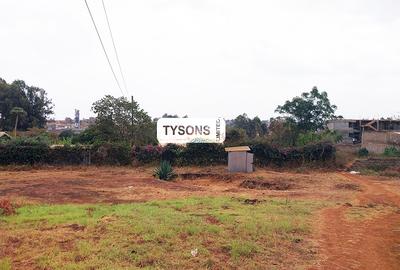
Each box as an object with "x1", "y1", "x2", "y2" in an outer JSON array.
[{"x1": 157, "y1": 118, "x2": 226, "y2": 144}]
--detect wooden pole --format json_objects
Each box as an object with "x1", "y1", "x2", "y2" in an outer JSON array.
[{"x1": 131, "y1": 96, "x2": 134, "y2": 146}]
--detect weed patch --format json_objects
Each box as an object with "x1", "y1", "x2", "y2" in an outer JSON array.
[{"x1": 0, "y1": 199, "x2": 15, "y2": 216}]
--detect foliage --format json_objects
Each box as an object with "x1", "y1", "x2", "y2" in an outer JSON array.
[
  {"x1": 133, "y1": 144, "x2": 162, "y2": 164},
  {"x1": 275, "y1": 86, "x2": 337, "y2": 132},
  {"x1": 0, "y1": 141, "x2": 130, "y2": 166},
  {"x1": 250, "y1": 143, "x2": 284, "y2": 166},
  {"x1": 250, "y1": 142, "x2": 335, "y2": 167},
  {"x1": 0, "y1": 78, "x2": 54, "y2": 131},
  {"x1": 383, "y1": 146, "x2": 400, "y2": 157},
  {"x1": 267, "y1": 117, "x2": 299, "y2": 147},
  {"x1": 225, "y1": 127, "x2": 248, "y2": 146},
  {"x1": 71, "y1": 126, "x2": 99, "y2": 145},
  {"x1": 296, "y1": 130, "x2": 342, "y2": 146},
  {"x1": 58, "y1": 137, "x2": 73, "y2": 146},
  {"x1": 231, "y1": 114, "x2": 268, "y2": 139},
  {"x1": 58, "y1": 129, "x2": 75, "y2": 139},
  {"x1": 91, "y1": 95, "x2": 155, "y2": 145},
  {"x1": 179, "y1": 143, "x2": 227, "y2": 166},
  {"x1": 160, "y1": 143, "x2": 184, "y2": 164},
  {"x1": 358, "y1": 148, "x2": 369, "y2": 157},
  {"x1": 91, "y1": 142, "x2": 132, "y2": 165},
  {"x1": 153, "y1": 160, "x2": 176, "y2": 180},
  {"x1": 47, "y1": 145, "x2": 89, "y2": 165}
]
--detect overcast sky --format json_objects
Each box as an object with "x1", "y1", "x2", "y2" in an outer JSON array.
[{"x1": 1, "y1": 0, "x2": 399, "y2": 120}]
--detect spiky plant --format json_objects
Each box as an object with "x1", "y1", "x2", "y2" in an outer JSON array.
[{"x1": 153, "y1": 160, "x2": 176, "y2": 181}]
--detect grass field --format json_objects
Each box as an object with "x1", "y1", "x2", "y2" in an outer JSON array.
[{"x1": 0, "y1": 197, "x2": 321, "y2": 270}]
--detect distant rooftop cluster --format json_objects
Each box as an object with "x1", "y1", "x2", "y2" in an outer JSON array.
[{"x1": 46, "y1": 109, "x2": 96, "y2": 133}]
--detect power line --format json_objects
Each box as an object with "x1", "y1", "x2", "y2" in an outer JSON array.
[
  {"x1": 84, "y1": 0, "x2": 125, "y2": 97},
  {"x1": 102, "y1": 0, "x2": 129, "y2": 96}
]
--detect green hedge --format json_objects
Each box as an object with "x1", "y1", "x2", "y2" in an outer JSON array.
[
  {"x1": 133, "y1": 143, "x2": 227, "y2": 166},
  {"x1": 0, "y1": 143, "x2": 131, "y2": 166},
  {"x1": 0, "y1": 141, "x2": 335, "y2": 167}
]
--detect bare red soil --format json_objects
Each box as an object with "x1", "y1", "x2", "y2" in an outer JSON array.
[{"x1": 315, "y1": 173, "x2": 400, "y2": 270}]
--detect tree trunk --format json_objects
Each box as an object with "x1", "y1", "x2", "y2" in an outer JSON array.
[{"x1": 14, "y1": 115, "x2": 18, "y2": 137}]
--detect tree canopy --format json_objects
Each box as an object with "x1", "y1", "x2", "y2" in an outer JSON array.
[
  {"x1": 275, "y1": 86, "x2": 337, "y2": 131},
  {"x1": 232, "y1": 113, "x2": 268, "y2": 138},
  {"x1": 75, "y1": 95, "x2": 156, "y2": 145},
  {"x1": 0, "y1": 78, "x2": 54, "y2": 131}
]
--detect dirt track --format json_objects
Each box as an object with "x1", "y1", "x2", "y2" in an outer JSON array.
[
  {"x1": 316, "y1": 173, "x2": 400, "y2": 270},
  {"x1": 1, "y1": 167, "x2": 399, "y2": 269}
]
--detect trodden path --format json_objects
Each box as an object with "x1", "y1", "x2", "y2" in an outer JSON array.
[{"x1": 314, "y1": 173, "x2": 400, "y2": 270}]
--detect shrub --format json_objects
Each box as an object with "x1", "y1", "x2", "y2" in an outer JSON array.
[
  {"x1": 47, "y1": 145, "x2": 89, "y2": 165},
  {"x1": 296, "y1": 130, "x2": 342, "y2": 146},
  {"x1": 91, "y1": 142, "x2": 131, "y2": 165},
  {"x1": 250, "y1": 142, "x2": 335, "y2": 167},
  {"x1": 302, "y1": 142, "x2": 335, "y2": 162},
  {"x1": 161, "y1": 144, "x2": 183, "y2": 165},
  {"x1": 58, "y1": 129, "x2": 75, "y2": 139},
  {"x1": 358, "y1": 147, "x2": 369, "y2": 157},
  {"x1": 132, "y1": 144, "x2": 162, "y2": 164},
  {"x1": 179, "y1": 143, "x2": 226, "y2": 166},
  {"x1": 383, "y1": 146, "x2": 400, "y2": 157},
  {"x1": 153, "y1": 160, "x2": 176, "y2": 180},
  {"x1": 0, "y1": 143, "x2": 49, "y2": 165},
  {"x1": 0, "y1": 199, "x2": 15, "y2": 216},
  {"x1": 250, "y1": 143, "x2": 284, "y2": 166}
]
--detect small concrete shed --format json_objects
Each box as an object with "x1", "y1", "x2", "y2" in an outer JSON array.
[{"x1": 225, "y1": 146, "x2": 253, "y2": 173}]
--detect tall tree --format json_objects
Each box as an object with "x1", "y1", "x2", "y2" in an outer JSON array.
[
  {"x1": 0, "y1": 78, "x2": 53, "y2": 130},
  {"x1": 90, "y1": 95, "x2": 155, "y2": 144},
  {"x1": 232, "y1": 113, "x2": 268, "y2": 138},
  {"x1": 275, "y1": 86, "x2": 337, "y2": 131}
]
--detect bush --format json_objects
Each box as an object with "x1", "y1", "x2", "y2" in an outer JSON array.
[
  {"x1": 0, "y1": 143, "x2": 49, "y2": 165},
  {"x1": 47, "y1": 145, "x2": 89, "y2": 165},
  {"x1": 250, "y1": 143, "x2": 283, "y2": 166},
  {"x1": 153, "y1": 160, "x2": 176, "y2": 180},
  {"x1": 161, "y1": 144, "x2": 183, "y2": 165},
  {"x1": 358, "y1": 148, "x2": 369, "y2": 157},
  {"x1": 383, "y1": 146, "x2": 400, "y2": 157},
  {"x1": 59, "y1": 129, "x2": 75, "y2": 139},
  {"x1": 179, "y1": 143, "x2": 227, "y2": 166},
  {"x1": 91, "y1": 142, "x2": 131, "y2": 165},
  {"x1": 0, "y1": 141, "x2": 129, "y2": 166},
  {"x1": 132, "y1": 144, "x2": 162, "y2": 164},
  {"x1": 296, "y1": 130, "x2": 342, "y2": 146},
  {"x1": 250, "y1": 142, "x2": 335, "y2": 167}
]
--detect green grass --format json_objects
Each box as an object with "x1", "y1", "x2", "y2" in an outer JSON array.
[
  {"x1": 345, "y1": 205, "x2": 397, "y2": 221},
  {"x1": 0, "y1": 197, "x2": 321, "y2": 269}
]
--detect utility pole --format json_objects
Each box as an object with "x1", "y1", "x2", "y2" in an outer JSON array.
[{"x1": 131, "y1": 96, "x2": 134, "y2": 146}]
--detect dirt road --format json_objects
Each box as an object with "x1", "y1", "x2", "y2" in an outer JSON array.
[{"x1": 316, "y1": 173, "x2": 400, "y2": 270}]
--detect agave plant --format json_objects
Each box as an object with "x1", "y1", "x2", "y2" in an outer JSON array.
[{"x1": 153, "y1": 160, "x2": 177, "y2": 181}]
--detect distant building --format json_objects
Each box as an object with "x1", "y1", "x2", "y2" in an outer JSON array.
[
  {"x1": 46, "y1": 110, "x2": 96, "y2": 134},
  {"x1": 74, "y1": 109, "x2": 80, "y2": 129},
  {"x1": 327, "y1": 119, "x2": 400, "y2": 153}
]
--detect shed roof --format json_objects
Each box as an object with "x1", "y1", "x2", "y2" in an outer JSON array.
[{"x1": 224, "y1": 146, "x2": 251, "y2": 152}]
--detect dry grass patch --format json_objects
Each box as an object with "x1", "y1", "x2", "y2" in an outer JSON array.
[{"x1": 0, "y1": 197, "x2": 322, "y2": 270}]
